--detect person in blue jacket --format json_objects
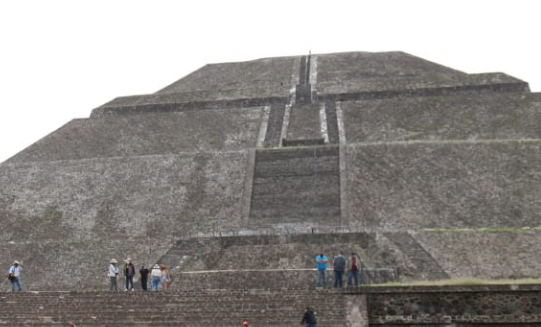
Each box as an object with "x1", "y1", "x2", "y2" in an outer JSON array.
[{"x1": 314, "y1": 253, "x2": 328, "y2": 288}]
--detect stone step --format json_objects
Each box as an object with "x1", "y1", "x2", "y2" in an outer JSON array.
[{"x1": 1, "y1": 290, "x2": 346, "y2": 327}]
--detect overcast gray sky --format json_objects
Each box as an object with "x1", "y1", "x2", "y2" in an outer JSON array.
[{"x1": 1, "y1": 0, "x2": 540, "y2": 163}]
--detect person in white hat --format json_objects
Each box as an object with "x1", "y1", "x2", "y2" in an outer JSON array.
[
  {"x1": 108, "y1": 259, "x2": 119, "y2": 291},
  {"x1": 8, "y1": 260, "x2": 22, "y2": 292}
]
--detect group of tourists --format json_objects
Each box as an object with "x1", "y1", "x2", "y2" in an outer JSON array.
[
  {"x1": 315, "y1": 251, "x2": 366, "y2": 288},
  {"x1": 108, "y1": 258, "x2": 171, "y2": 292},
  {"x1": 7, "y1": 258, "x2": 320, "y2": 327},
  {"x1": 6, "y1": 259, "x2": 172, "y2": 293},
  {"x1": 8, "y1": 251, "x2": 362, "y2": 295}
]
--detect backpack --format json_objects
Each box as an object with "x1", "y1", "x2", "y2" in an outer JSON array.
[{"x1": 334, "y1": 255, "x2": 346, "y2": 271}]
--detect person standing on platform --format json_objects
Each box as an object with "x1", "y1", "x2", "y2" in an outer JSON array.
[
  {"x1": 139, "y1": 264, "x2": 150, "y2": 291},
  {"x1": 160, "y1": 264, "x2": 171, "y2": 292},
  {"x1": 333, "y1": 251, "x2": 346, "y2": 288},
  {"x1": 124, "y1": 258, "x2": 136, "y2": 291},
  {"x1": 315, "y1": 253, "x2": 328, "y2": 288},
  {"x1": 108, "y1": 259, "x2": 119, "y2": 292},
  {"x1": 8, "y1": 260, "x2": 22, "y2": 292},
  {"x1": 151, "y1": 264, "x2": 162, "y2": 291},
  {"x1": 347, "y1": 252, "x2": 360, "y2": 286}
]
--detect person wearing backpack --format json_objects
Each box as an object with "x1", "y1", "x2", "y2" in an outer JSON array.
[
  {"x1": 332, "y1": 251, "x2": 346, "y2": 288},
  {"x1": 347, "y1": 252, "x2": 360, "y2": 286}
]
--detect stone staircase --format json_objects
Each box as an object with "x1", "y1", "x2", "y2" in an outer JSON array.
[
  {"x1": 384, "y1": 232, "x2": 449, "y2": 280},
  {"x1": 0, "y1": 290, "x2": 345, "y2": 327},
  {"x1": 249, "y1": 146, "x2": 341, "y2": 227},
  {"x1": 263, "y1": 104, "x2": 286, "y2": 148}
]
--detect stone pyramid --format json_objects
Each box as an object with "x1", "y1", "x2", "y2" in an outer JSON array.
[{"x1": 1, "y1": 51, "x2": 540, "y2": 290}]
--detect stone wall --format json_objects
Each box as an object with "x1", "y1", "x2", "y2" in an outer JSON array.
[
  {"x1": 8, "y1": 107, "x2": 265, "y2": 162},
  {"x1": 341, "y1": 93, "x2": 541, "y2": 143},
  {"x1": 0, "y1": 152, "x2": 251, "y2": 290},
  {"x1": 157, "y1": 56, "x2": 299, "y2": 95},
  {"x1": 416, "y1": 230, "x2": 541, "y2": 279},
  {"x1": 174, "y1": 269, "x2": 398, "y2": 291},
  {"x1": 316, "y1": 52, "x2": 528, "y2": 98},
  {"x1": 345, "y1": 140, "x2": 541, "y2": 229},
  {"x1": 346, "y1": 284, "x2": 541, "y2": 326}
]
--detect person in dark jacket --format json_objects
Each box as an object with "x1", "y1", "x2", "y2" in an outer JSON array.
[
  {"x1": 139, "y1": 264, "x2": 150, "y2": 291},
  {"x1": 301, "y1": 307, "x2": 317, "y2": 327},
  {"x1": 124, "y1": 258, "x2": 136, "y2": 291},
  {"x1": 332, "y1": 251, "x2": 346, "y2": 288}
]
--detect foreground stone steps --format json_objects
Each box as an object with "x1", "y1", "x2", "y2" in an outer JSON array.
[{"x1": 0, "y1": 290, "x2": 345, "y2": 327}]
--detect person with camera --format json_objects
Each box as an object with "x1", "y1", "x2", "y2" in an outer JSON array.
[{"x1": 8, "y1": 260, "x2": 22, "y2": 292}]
